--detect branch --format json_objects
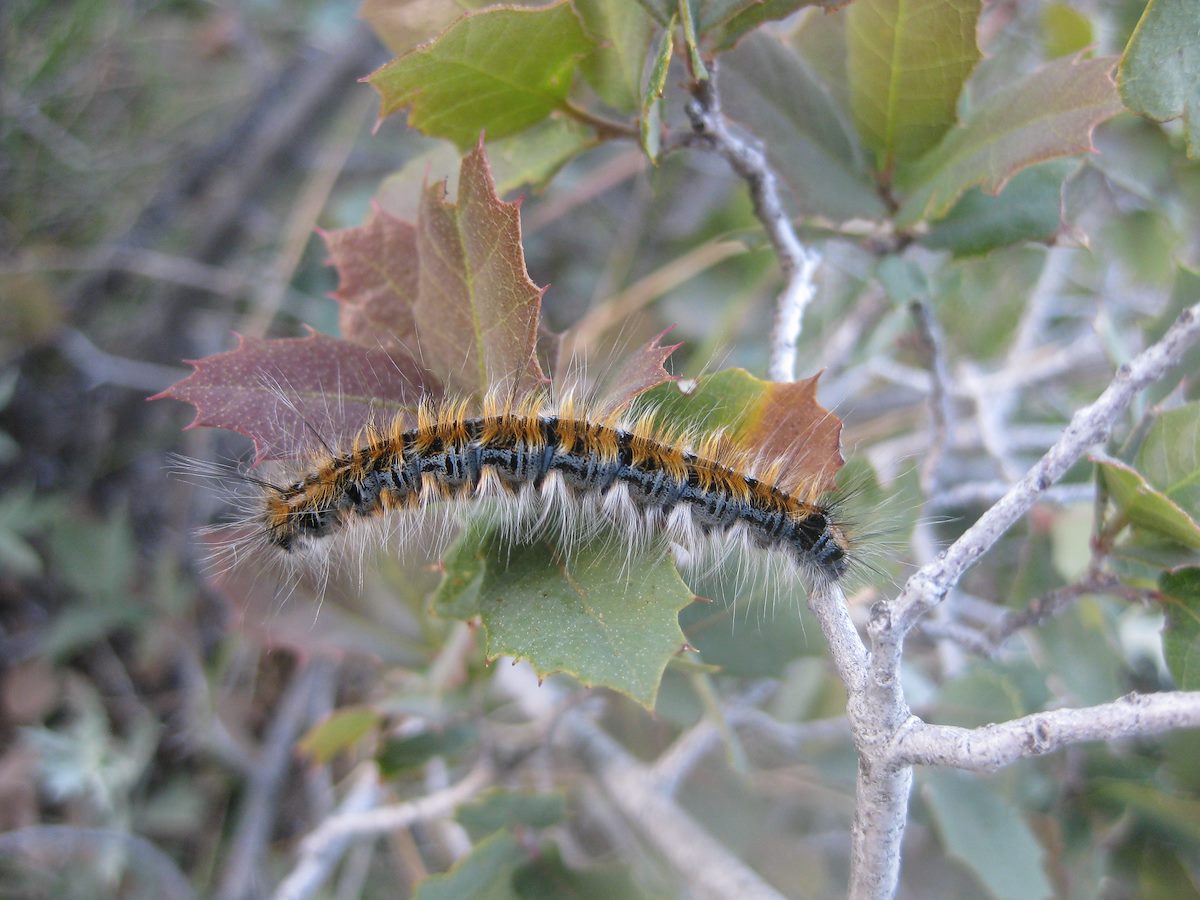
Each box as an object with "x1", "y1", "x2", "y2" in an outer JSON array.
[
  {"x1": 274, "y1": 762, "x2": 491, "y2": 900},
  {"x1": 893, "y1": 692, "x2": 1200, "y2": 771},
  {"x1": 882, "y1": 302, "x2": 1200, "y2": 648},
  {"x1": 682, "y1": 64, "x2": 821, "y2": 383},
  {"x1": 910, "y1": 301, "x2": 954, "y2": 497},
  {"x1": 273, "y1": 764, "x2": 381, "y2": 900},
  {"x1": 561, "y1": 712, "x2": 787, "y2": 900},
  {"x1": 215, "y1": 658, "x2": 337, "y2": 900}
]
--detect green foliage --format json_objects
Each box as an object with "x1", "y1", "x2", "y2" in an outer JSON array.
[
  {"x1": 846, "y1": 0, "x2": 982, "y2": 173},
  {"x1": 367, "y1": 3, "x2": 593, "y2": 150},
  {"x1": 16, "y1": 0, "x2": 1200, "y2": 896},
  {"x1": 921, "y1": 770, "x2": 1055, "y2": 900},
  {"x1": 1118, "y1": 0, "x2": 1200, "y2": 158},
  {"x1": 895, "y1": 56, "x2": 1123, "y2": 225},
  {"x1": 1160, "y1": 568, "x2": 1200, "y2": 690},
  {"x1": 433, "y1": 525, "x2": 695, "y2": 708}
]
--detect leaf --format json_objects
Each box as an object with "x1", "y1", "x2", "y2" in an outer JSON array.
[
  {"x1": 456, "y1": 789, "x2": 565, "y2": 841},
  {"x1": 1095, "y1": 778, "x2": 1200, "y2": 844},
  {"x1": 367, "y1": 2, "x2": 594, "y2": 151},
  {"x1": 322, "y1": 205, "x2": 418, "y2": 352},
  {"x1": 152, "y1": 331, "x2": 435, "y2": 461},
  {"x1": 433, "y1": 528, "x2": 695, "y2": 709},
  {"x1": 487, "y1": 115, "x2": 599, "y2": 192},
  {"x1": 678, "y1": 0, "x2": 709, "y2": 80},
  {"x1": 1039, "y1": 3, "x2": 1094, "y2": 60},
  {"x1": 591, "y1": 327, "x2": 682, "y2": 414},
  {"x1": 1137, "y1": 401, "x2": 1200, "y2": 520},
  {"x1": 896, "y1": 56, "x2": 1124, "y2": 226},
  {"x1": 377, "y1": 723, "x2": 478, "y2": 777},
  {"x1": 1096, "y1": 455, "x2": 1200, "y2": 549},
  {"x1": 703, "y1": 1, "x2": 835, "y2": 53},
  {"x1": 1159, "y1": 567, "x2": 1200, "y2": 690},
  {"x1": 575, "y1": 0, "x2": 655, "y2": 114},
  {"x1": 846, "y1": 0, "x2": 982, "y2": 173},
  {"x1": 636, "y1": 0, "x2": 839, "y2": 50},
  {"x1": 513, "y1": 846, "x2": 653, "y2": 900},
  {"x1": 922, "y1": 770, "x2": 1055, "y2": 900},
  {"x1": 415, "y1": 141, "x2": 549, "y2": 398},
  {"x1": 414, "y1": 831, "x2": 523, "y2": 900},
  {"x1": 921, "y1": 160, "x2": 1075, "y2": 257},
  {"x1": 359, "y1": 0, "x2": 498, "y2": 55},
  {"x1": 1118, "y1": 0, "x2": 1200, "y2": 159},
  {"x1": 719, "y1": 32, "x2": 886, "y2": 222},
  {"x1": 639, "y1": 368, "x2": 843, "y2": 494},
  {"x1": 298, "y1": 707, "x2": 381, "y2": 764},
  {"x1": 640, "y1": 15, "x2": 673, "y2": 162}
]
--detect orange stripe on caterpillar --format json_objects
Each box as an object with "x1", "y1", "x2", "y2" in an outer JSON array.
[{"x1": 259, "y1": 393, "x2": 852, "y2": 583}]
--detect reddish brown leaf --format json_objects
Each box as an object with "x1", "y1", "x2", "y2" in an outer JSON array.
[
  {"x1": 414, "y1": 141, "x2": 547, "y2": 398},
  {"x1": 595, "y1": 327, "x2": 683, "y2": 414},
  {"x1": 153, "y1": 331, "x2": 437, "y2": 462},
  {"x1": 322, "y1": 205, "x2": 418, "y2": 353}
]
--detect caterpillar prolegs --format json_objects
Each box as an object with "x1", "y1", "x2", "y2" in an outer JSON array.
[{"x1": 253, "y1": 390, "x2": 852, "y2": 586}]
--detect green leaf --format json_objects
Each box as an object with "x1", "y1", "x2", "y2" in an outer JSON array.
[
  {"x1": 703, "y1": 1, "x2": 833, "y2": 53},
  {"x1": 1095, "y1": 778, "x2": 1200, "y2": 844},
  {"x1": 513, "y1": 846, "x2": 653, "y2": 900},
  {"x1": 1118, "y1": 0, "x2": 1200, "y2": 159},
  {"x1": 640, "y1": 16, "x2": 674, "y2": 162},
  {"x1": 575, "y1": 0, "x2": 655, "y2": 114},
  {"x1": 933, "y1": 664, "x2": 1044, "y2": 729},
  {"x1": 1159, "y1": 567, "x2": 1200, "y2": 690},
  {"x1": 1137, "y1": 402, "x2": 1200, "y2": 520},
  {"x1": 451, "y1": 530, "x2": 695, "y2": 709},
  {"x1": 1097, "y1": 456, "x2": 1200, "y2": 549},
  {"x1": 720, "y1": 32, "x2": 886, "y2": 222},
  {"x1": 846, "y1": 0, "x2": 982, "y2": 173},
  {"x1": 456, "y1": 789, "x2": 565, "y2": 841},
  {"x1": 921, "y1": 160, "x2": 1074, "y2": 257},
  {"x1": 487, "y1": 117, "x2": 599, "y2": 192},
  {"x1": 639, "y1": 367, "x2": 843, "y2": 493},
  {"x1": 1040, "y1": 3, "x2": 1094, "y2": 59},
  {"x1": 298, "y1": 707, "x2": 381, "y2": 764},
  {"x1": 678, "y1": 0, "x2": 708, "y2": 80},
  {"x1": 359, "y1": 0, "x2": 500, "y2": 56},
  {"x1": 922, "y1": 770, "x2": 1055, "y2": 900},
  {"x1": 367, "y1": 2, "x2": 594, "y2": 150},
  {"x1": 415, "y1": 831, "x2": 523, "y2": 900},
  {"x1": 896, "y1": 56, "x2": 1124, "y2": 227},
  {"x1": 377, "y1": 723, "x2": 478, "y2": 777}
]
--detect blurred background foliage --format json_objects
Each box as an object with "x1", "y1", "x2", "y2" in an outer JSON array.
[{"x1": 2, "y1": 0, "x2": 1199, "y2": 897}]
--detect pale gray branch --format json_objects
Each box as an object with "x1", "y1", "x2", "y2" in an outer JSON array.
[
  {"x1": 561, "y1": 713, "x2": 787, "y2": 900},
  {"x1": 682, "y1": 65, "x2": 820, "y2": 383},
  {"x1": 885, "y1": 302, "x2": 1200, "y2": 646},
  {"x1": 893, "y1": 692, "x2": 1200, "y2": 771},
  {"x1": 274, "y1": 764, "x2": 382, "y2": 900}
]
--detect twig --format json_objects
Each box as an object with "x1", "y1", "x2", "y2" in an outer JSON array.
[
  {"x1": 893, "y1": 692, "x2": 1200, "y2": 770},
  {"x1": 833, "y1": 303, "x2": 1200, "y2": 899},
  {"x1": 273, "y1": 764, "x2": 380, "y2": 900},
  {"x1": 926, "y1": 480, "x2": 1094, "y2": 512},
  {"x1": 57, "y1": 328, "x2": 188, "y2": 393},
  {"x1": 561, "y1": 713, "x2": 787, "y2": 900},
  {"x1": 215, "y1": 658, "x2": 337, "y2": 900},
  {"x1": 682, "y1": 64, "x2": 821, "y2": 383},
  {"x1": 910, "y1": 301, "x2": 953, "y2": 497},
  {"x1": 885, "y1": 303, "x2": 1200, "y2": 646},
  {"x1": 985, "y1": 574, "x2": 1155, "y2": 645}
]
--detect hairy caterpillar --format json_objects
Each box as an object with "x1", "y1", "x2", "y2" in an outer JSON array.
[{"x1": 222, "y1": 387, "x2": 853, "y2": 590}]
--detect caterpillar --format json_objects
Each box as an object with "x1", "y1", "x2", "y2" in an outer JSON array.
[{"x1": 238, "y1": 388, "x2": 852, "y2": 588}]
